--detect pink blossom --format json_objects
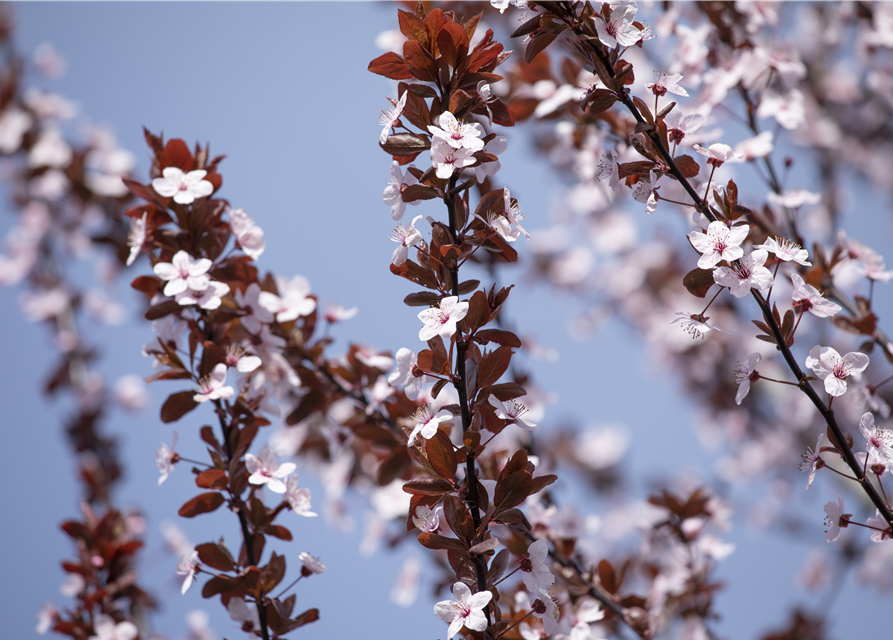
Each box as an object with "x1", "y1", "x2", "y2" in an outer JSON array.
[
  {"x1": 866, "y1": 510, "x2": 893, "y2": 543},
  {"x1": 258, "y1": 275, "x2": 316, "y2": 322},
  {"x1": 428, "y1": 111, "x2": 484, "y2": 151},
  {"x1": 379, "y1": 91, "x2": 407, "y2": 144},
  {"x1": 87, "y1": 615, "x2": 138, "y2": 640},
  {"x1": 176, "y1": 280, "x2": 229, "y2": 310},
  {"x1": 733, "y1": 131, "x2": 774, "y2": 161},
  {"x1": 806, "y1": 346, "x2": 869, "y2": 397},
  {"x1": 229, "y1": 208, "x2": 266, "y2": 260},
  {"x1": 791, "y1": 273, "x2": 841, "y2": 318},
  {"x1": 713, "y1": 250, "x2": 773, "y2": 298},
  {"x1": 193, "y1": 363, "x2": 235, "y2": 403},
  {"x1": 431, "y1": 139, "x2": 476, "y2": 179},
  {"x1": 595, "y1": 149, "x2": 621, "y2": 191},
  {"x1": 285, "y1": 474, "x2": 317, "y2": 517},
  {"x1": 126, "y1": 212, "x2": 147, "y2": 267},
  {"x1": 689, "y1": 221, "x2": 749, "y2": 269},
  {"x1": 434, "y1": 581, "x2": 493, "y2": 639},
  {"x1": 671, "y1": 312, "x2": 729, "y2": 339},
  {"x1": 823, "y1": 493, "x2": 850, "y2": 543},
  {"x1": 799, "y1": 434, "x2": 825, "y2": 491},
  {"x1": 388, "y1": 347, "x2": 423, "y2": 400},
  {"x1": 176, "y1": 550, "x2": 199, "y2": 595},
  {"x1": 0, "y1": 106, "x2": 32, "y2": 154},
  {"x1": 390, "y1": 215, "x2": 423, "y2": 266},
  {"x1": 693, "y1": 143, "x2": 743, "y2": 167},
  {"x1": 228, "y1": 598, "x2": 260, "y2": 638},
  {"x1": 645, "y1": 71, "x2": 689, "y2": 97},
  {"x1": 156, "y1": 432, "x2": 179, "y2": 486},
  {"x1": 755, "y1": 236, "x2": 811, "y2": 265},
  {"x1": 632, "y1": 170, "x2": 662, "y2": 214},
  {"x1": 324, "y1": 302, "x2": 358, "y2": 324},
  {"x1": 412, "y1": 505, "x2": 442, "y2": 532},
  {"x1": 355, "y1": 345, "x2": 394, "y2": 371},
  {"x1": 418, "y1": 296, "x2": 469, "y2": 341},
  {"x1": 382, "y1": 161, "x2": 419, "y2": 220},
  {"x1": 154, "y1": 250, "x2": 212, "y2": 297},
  {"x1": 521, "y1": 539, "x2": 554, "y2": 593},
  {"x1": 664, "y1": 109, "x2": 705, "y2": 146},
  {"x1": 299, "y1": 552, "x2": 326, "y2": 574},
  {"x1": 409, "y1": 404, "x2": 453, "y2": 444},
  {"x1": 734, "y1": 353, "x2": 761, "y2": 405},
  {"x1": 489, "y1": 395, "x2": 537, "y2": 428},
  {"x1": 595, "y1": 1, "x2": 642, "y2": 49},
  {"x1": 860, "y1": 412, "x2": 893, "y2": 467},
  {"x1": 152, "y1": 166, "x2": 214, "y2": 205},
  {"x1": 245, "y1": 444, "x2": 296, "y2": 494},
  {"x1": 767, "y1": 189, "x2": 820, "y2": 209}
]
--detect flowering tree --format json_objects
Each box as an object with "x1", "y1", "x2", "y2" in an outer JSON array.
[{"x1": 8, "y1": 2, "x2": 893, "y2": 640}]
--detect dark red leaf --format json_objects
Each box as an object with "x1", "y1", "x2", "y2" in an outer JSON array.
[
  {"x1": 161, "y1": 391, "x2": 198, "y2": 424},
  {"x1": 178, "y1": 492, "x2": 225, "y2": 518},
  {"x1": 368, "y1": 51, "x2": 413, "y2": 80}
]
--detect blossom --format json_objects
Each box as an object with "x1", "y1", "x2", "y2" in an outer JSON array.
[
  {"x1": 36, "y1": 603, "x2": 57, "y2": 635},
  {"x1": 734, "y1": 352, "x2": 761, "y2": 405},
  {"x1": 229, "y1": 208, "x2": 266, "y2": 260},
  {"x1": 791, "y1": 273, "x2": 841, "y2": 317},
  {"x1": 355, "y1": 345, "x2": 394, "y2": 371},
  {"x1": 805, "y1": 346, "x2": 869, "y2": 397},
  {"x1": 194, "y1": 363, "x2": 235, "y2": 403},
  {"x1": 324, "y1": 302, "x2": 358, "y2": 324},
  {"x1": 474, "y1": 134, "x2": 507, "y2": 183},
  {"x1": 228, "y1": 598, "x2": 261, "y2": 637},
  {"x1": 285, "y1": 474, "x2": 317, "y2": 517},
  {"x1": 156, "y1": 432, "x2": 179, "y2": 485},
  {"x1": 664, "y1": 109, "x2": 705, "y2": 146},
  {"x1": 866, "y1": 510, "x2": 893, "y2": 542},
  {"x1": 418, "y1": 296, "x2": 469, "y2": 341},
  {"x1": 176, "y1": 280, "x2": 230, "y2": 310},
  {"x1": 733, "y1": 131, "x2": 774, "y2": 161},
  {"x1": 713, "y1": 250, "x2": 773, "y2": 298},
  {"x1": 379, "y1": 91, "x2": 407, "y2": 144},
  {"x1": 28, "y1": 127, "x2": 72, "y2": 168},
  {"x1": 176, "y1": 550, "x2": 200, "y2": 595},
  {"x1": 521, "y1": 539, "x2": 554, "y2": 593},
  {"x1": 860, "y1": 412, "x2": 893, "y2": 466},
  {"x1": 490, "y1": 0, "x2": 528, "y2": 13},
  {"x1": 755, "y1": 236, "x2": 811, "y2": 265},
  {"x1": 412, "y1": 505, "x2": 442, "y2": 532},
  {"x1": 477, "y1": 80, "x2": 498, "y2": 123},
  {"x1": 502, "y1": 187, "x2": 530, "y2": 240},
  {"x1": 428, "y1": 111, "x2": 485, "y2": 151},
  {"x1": 693, "y1": 143, "x2": 743, "y2": 167},
  {"x1": 595, "y1": 149, "x2": 621, "y2": 191},
  {"x1": 489, "y1": 395, "x2": 537, "y2": 428},
  {"x1": 126, "y1": 212, "x2": 147, "y2": 266},
  {"x1": 151, "y1": 166, "x2": 214, "y2": 205},
  {"x1": 434, "y1": 581, "x2": 493, "y2": 639},
  {"x1": 595, "y1": 2, "x2": 641, "y2": 49},
  {"x1": 476, "y1": 210, "x2": 518, "y2": 243},
  {"x1": 224, "y1": 344, "x2": 262, "y2": 373},
  {"x1": 431, "y1": 139, "x2": 476, "y2": 179},
  {"x1": 0, "y1": 106, "x2": 32, "y2": 154},
  {"x1": 87, "y1": 615, "x2": 138, "y2": 640},
  {"x1": 823, "y1": 493, "x2": 850, "y2": 543},
  {"x1": 409, "y1": 405, "x2": 453, "y2": 444},
  {"x1": 388, "y1": 348, "x2": 423, "y2": 400},
  {"x1": 632, "y1": 170, "x2": 662, "y2": 214},
  {"x1": 689, "y1": 221, "x2": 749, "y2": 269},
  {"x1": 390, "y1": 214, "x2": 423, "y2": 266},
  {"x1": 645, "y1": 71, "x2": 689, "y2": 97},
  {"x1": 382, "y1": 161, "x2": 419, "y2": 220},
  {"x1": 299, "y1": 552, "x2": 326, "y2": 574},
  {"x1": 258, "y1": 275, "x2": 316, "y2": 322},
  {"x1": 245, "y1": 444, "x2": 296, "y2": 493},
  {"x1": 756, "y1": 89, "x2": 805, "y2": 130},
  {"x1": 799, "y1": 434, "x2": 825, "y2": 491},
  {"x1": 671, "y1": 312, "x2": 729, "y2": 339},
  {"x1": 154, "y1": 250, "x2": 213, "y2": 296},
  {"x1": 532, "y1": 589, "x2": 561, "y2": 635},
  {"x1": 767, "y1": 189, "x2": 820, "y2": 209}
]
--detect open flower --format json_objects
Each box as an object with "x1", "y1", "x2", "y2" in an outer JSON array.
[
  {"x1": 176, "y1": 280, "x2": 230, "y2": 310},
  {"x1": 299, "y1": 552, "x2": 326, "y2": 575},
  {"x1": 388, "y1": 347, "x2": 423, "y2": 400},
  {"x1": 791, "y1": 273, "x2": 841, "y2": 317},
  {"x1": 431, "y1": 139, "x2": 476, "y2": 179},
  {"x1": 194, "y1": 363, "x2": 235, "y2": 403},
  {"x1": 258, "y1": 275, "x2": 316, "y2": 322},
  {"x1": 409, "y1": 405, "x2": 453, "y2": 445},
  {"x1": 595, "y1": 149, "x2": 621, "y2": 191},
  {"x1": 860, "y1": 412, "x2": 893, "y2": 466},
  {"x1": 156, "y1": 432, "x2": 179, "y2": 485},
  {"x1": 428, "y1": 111, "x2": 485, "y2": 151},
  {"x1": 434, "y1": 582, "x2": 493, "y2": 639},
  {"x1": 154, "y1": 250, "x2": 212, "y2": 296},
  {"x1": 671, "y1": 312, "x2": 729, "y2": 339},
  {"x1": 664, "y1": 109, "x2": 705, "y2": 145},
  {"x1": 382, "y1": 161, "x2": 419, "y2": 220},
  {"x1": 866, "y1": 510, "x2": 893, "y2": 542},
  {"x1": 152, "y1": 166, "x2": 214, "y2": 205},
  {"x1": 521, "y1": 539, "x2": 554, "y2": 593},
  {"x1": 693, "y1": 143, "x2": 743, "y2": 167},
  {"x1": 632, "y1": 170, "x2": 662, "y2": 214},
  {"x1": 689, "y1": 221, "x2": 749, "y2": 269},
  {"x1": 805, "y1": 346, "x2": 869, "y2": 397},
  {"x1": 176, "y1": 550, "x2": 199, "y2": 595},
  {"x1": 799, "y1": 434, "x2": 825, "y2": 491},
  {"x1": 229, "y1": 208, "x2": 266, "y2": 260},
  {"x1": 595, "y1": 2, "x2": 641, "y2": 48},
  {"x1": 755, "y1": 236, "x2": 811, "y2": 265},
  {"x1": 418, "y1": 296, "x2": 469, "y2": 341},
  {"x1": 126, "y1": 212, "x2": 147, "y2": 267},
  {"x1": 390, "y1": 214, "x2": 423, "y2": 266},
  {"x1": 734, "y1": 353, "x2": 761, "y2": 405},
  {"x1": 713, "y1": 249, "x2": 773, "y2": 298},
  {"x1": 379, "y1": 91, "x2": 407, "y2": 144},
  {"x1": 412, "y1": 505, "x2": 443, "y2": 533},
  {"x1": 489, "y1": 395, "x2": 537, "y2": 428},
  {"x1": 285, "y1": 474, "x2": 317, "y2": 517},
  {"x1": 823, "y1": 493, "x2": 850, "y2": 543},
  {"x1": 245, "y1": 444, "x2": 296, "y2": 494},
  {"x1": 228, "y1": 598, "x2": 260, "y2": 638},
  {"x1": 645, "y1": 71, "x2": 688, "y2": 97}
]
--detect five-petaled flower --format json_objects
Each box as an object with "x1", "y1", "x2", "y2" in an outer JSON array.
[
  {"x1": 176, "y1": 550, "x2": 200, "y2": 595},
  {"x1": 520, "y1": 539, "x2": 555, "y2": 593},
  {"x1": 645, "y1": 71, "x2": 689, "y2": 97},
  {"x1": 595, "y1": 1, "x2": 641, "y2": 49},
  {"x1": 805, "y1": 346, "x2": 869, "y2": 397},
  {"x1": 428, "y1": 111, "x2": 485, "y2": 151},
  {"x1": 755, "y1": 236, "x2": 811, "y2": 265},
  {"x1": 859, "y1": 412, "x2": 893, "y2": 467},
  {"x1": 418, "y1": 296, "x2": 469, "y2": 341},
  {"x1": 409, "y1": 404, "x2": 453, "y2": 445},
  {"x1": 713, "y1": 250, "x2": 773, "y2": 298},
  {"x1": 689, "y1": 220, "x2": 749, "y2": 269},
  {"x1": 390, "y1": 214, "x2": 423, "y2": 266},
  {"x1": 388, "y1": 347, "x2": 423, "y2": 400},
  {"x1": 152, "y1": 166, "x2": 214, "y2": 205},
  {"x1": 664, "y1": 109, "x2": 705, "y2": 146},
  {"x1": 632, "y1": 170, "x2": 662, "y2": 214},
  {"x1": 379, "y1": 91, "x2": 407, "y2": 144},
  {"x1": 434, "y1": 581, "x2": 493, "y2": 639},
  {"x1": 823, "y1": 493, "x2": 851, "y2": 543},
  {"x1": 431, "y1": 139, "x2": 477, "y2": 179},
  {"x1": 285, "y1": 474, "x2": 317, "y2": 517},
  {"x1": 194, "y1": 363, "x2": 235, "y2": 403},
  {"x1": 245, "y1": 444, "x2": 296, "y2": 494},
  {"x1": 671, "y1": 311, "x2": 729, "y2": 339},
  {"x1": 154, "y1": 250, "x2": 212, "y2": 297},
  {"x1": 791, "y1": 273, "x2": 841, "y2": 318},
  {"x1": 734, "y1": 353, "x2": 761, "y2": 405},
  {"x1": 229, "y1": 208, "x2": 266, "y2": 260}
]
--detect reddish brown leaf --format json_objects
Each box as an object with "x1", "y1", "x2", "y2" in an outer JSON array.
[
  {"x1": 380, "y1": 132, "x2": 431, "y2": 156},
  {"x1": 398, "y1": 9, "x2": 428, "y2": 46},
  {"x1": 404, "y1": 40, "x2": 436, "y2": 82},
  {"x1": 145, "y1": 299, "x2": 182, "y2": 321},
  {"x1": 201, "y1": 575, "x2": 236, "y2": 599},
  {"x1": 402, "y1": 478, "x2": 456, "y2": 495},
  {"x1": 178, "y1": 492, "x2": 225, "y2": 518},
  {"x1": 525, "y1": 31, "x2": 557, "y2": 64},
  {"x1": 494, "y1": 470, "x2": 532, "y2": 510},
  {"x1": 475, "y1": 329, "x2": 521, "y2": 348},
  {"x1": 683, "y1": 267, "x2": 715, "y2": 299},
  {"x1": 598, "y1": 559, "x2": 617, "y2": 594},
  {"x1": 437, "y1": 22, "x2": 469, "y2": 69},
  {"x1": 195, "y1": 542, "x2": 236, "y2": 572},
  {"x1": 195, "y1": 469, "x2": 228, "y2": 490},
  {"x1": 674, "y1": 154, "x2": 700, "y2": 179},
  {"x1": 480, "y1": 381, "x2": 527, "y2": 402},
  {"x1": 426, "y1": 429, "x2": 458, "y2": 480},
  {"x1": 417, "y1": 532, "x2": 470, "y2": 555},
  {"x1": 161, "y1": 391, "x2": 198, "y2": 424},
  {"x1": 160, "y1": 138, "x2": 193, "y2": 172},
  {"x1": 368, "y1": 51, "x2": 414, "y2": 80},
  {"x1": 130, "y1": 274, "x2": 161, "y2": 295},
  {"x1": 477, "y1": 345, "x2": 514, "y2": 388}
]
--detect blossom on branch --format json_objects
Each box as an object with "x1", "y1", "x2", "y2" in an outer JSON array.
[
  {"x1": 229, "y1": 208, "x2": 266, "y2": 260},
  {"x1": 823, "y1": 493, "x2": 850, "y2": 543},
  {"x1": 151, "y1": 166, "x2": 214, "y2": 205},
  {"x1": 434, "y1": 581, "x2": 493, "y2": 639},
  {"x1": 154, "y1": 250, "x2": 212, "y2": 296},
  {"x1": 713, "y1": 250, "x2": 773, "y2": 298},
  {"x1": 521, "y1": 539, "x2": 554, "y2": 593},
  {"x1": 245, "y1": 444, "x2": 296, "y2": 494},
  {"x1": 689, "y1": 221, "x2": 749, "y2": 269},
  {"x1": 645, "y1": 71, "x2": 688, "y2": 97},
  {"x1": 428, "y1": 111, "x2": 485, "y2": 151},
  {"x1": 176, "y1": 280, "x2": 229, "y2": 310},
  {"x1": 285, "y1": 474, "x2": 317, "y2": 517},
  {"x1": 799, "y1": 434, "x2": 825, "y2": 491},
  {"x1": 431, "y1": 139, "x2": 476, "y2": 179},
  {"x1": 755, "y1": 236, "x2": 811, "y2": 265},
  {"x1": 693, "y1": 143, "x2": 743, "y2": 167},
  {"x1": 155, "y1": 432, "x2": 179, "y2": 486},
  {"x1": 595, "y1": 1, "x2": 641, "y2": 49},
  {"x1": 87, "y1": 615, "x2": 138, "y2": 640},
  {"x1": 489, "y1": 395, "x2": 537, "y2": 428},
  {"x1": 671, "y1": 312, "x2": 729, "y2": 339},
  {"x1": 379, "y1": 91, "x2": 407, "y2": 144},
  {"x1": 418, "y1": 296, "x2": 469, "y2": 341},
  {"x1": 176, "y1": 550, "x2": 199, "y2": 595},
  {"x1": 388, "y1": 347, "x2": 423, "y2": 399},
  {"x1": 805, "y1": 346, "x2": 869, "y2": 397},
  {"x1": 125, "y1": 212, "x2": 147, "y2": 267},
  {"x1": 390, "y1": 215, "x2": 423, "y2": 266},
  {"x1": 382, "y1": 161, "x2": 419, "y2": 221},
  {"x1": 409, "y1": 404, "x2": 453, "y2": 444},
  {"x1": 734, "y1": 353, "x2": 761, "y2": 405},
  {"x1": 791, "y1": 273, "x2": 841, "y2": 318},
  {"x1": 299, "y1": 552, "x2": 326, "y2": 575},
  {"x1": 258, "y1": 275, "x2": 316, "y2": 322}
]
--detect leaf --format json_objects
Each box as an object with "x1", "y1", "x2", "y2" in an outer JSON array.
[
  {"x1": 525, "y1": 31, "x2": 557, "y2": 64},
  {"x1": 457, "y1": 279, "x2": 480, "y2": 295},
  {"x1": 462, "y1": 290, "x2": 490, "y2": 333},
  {"x1": 178, "y1": 492, "x2": 225, "y2": 518},
  {"x1": 426, "y1": 430, "x2": 458, "y2": 480},
  {"x1": 402, "y1": 478, "x2": 456, "y2": 495},
  {"x1": 475, "y1": 329, "x2": 521, "y2": 348},
  {"x1": 398, "y1": 9, "x2": 428, "y2": 46},
  {"x1": 477, "y1": 346, "x2": 514, "y2": 388},
  {"x1": 437, "y1": 22, "x2": 469, "y2": 69},
  {"x1": 683, "y1": 268, "x2": 715, "y2": 299},
  {"x1": 631, "y1": 96, "x2": 653, "y2": 125},
  {"x1": 494, "y1": 470, "x2": 532, "y2": 510},
  {"x1": 145, "y1": 299, "x2": 182, "y2": 321},
  {"x1": 262, "y1": 524, "x2": 293, "y2": 541},
  {"x1": 161, "y1": 391, "x2": 198, "y2": 424},
  {"x1": 160, "y1": 138, "x2": 193, "y2": 171},
  {"x1": 195, "y1": 469, "x2": 228, "y2": 490},
  {"x1": 431, "y1": 378, "x2": 448, "y2": 399},
  {"x1": 130, "y1": 275, "x2": 161, "y2": 295},
  {"x1": 404, "y1": 40, "x2": 436, "y2": 82},
  {"x1": 469, "y1": 538, "x2": 499, "y2": 555},
  {"x1": 530, "y1": 474, "x2": 557, "y2": 495},
  {"x1": 583, "y1": 89, "x2": 618, "y2": 115},
  {"x1": 479, "y1": 381, "x2": 527, "y2": 402},
  {"x1": 404, "y1": 291, "x2": 444, "y2": 307},
  {"x1": 380, "y1": 133, "x2": 431, "y2": 156},
  {"x1": 487, "y1": 548, "x2": 510, "y2": 584},
  {"x1": 598, "y1": 559, "x2": 617, "y2": 594},
  {"x1": 511, "y1": 13, "x2": 542, "y2": 38},
  {"x1": 195, "y1": 542, "x2": 236, "y2": 572},
  {"x1": 674, "y1": 154, "x2": 701, "y2": 179},
  {"x1": 401, "y1": 184, "x2": 439, "y2": 202},
  {"x1": 390, "y1": 259, "x2": 440, "y2": 289},
  {"x1": 201, "y1": 575, "x2": 236, "y2": 599},
  {"x1": 417, "y1": 532, "x2": 470, "y2": 555},
  {"x1": 368, "y1": 51, "x2": 413, "y2": 80}
]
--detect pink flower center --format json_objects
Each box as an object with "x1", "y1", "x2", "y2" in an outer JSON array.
[{"x1": 832, "y1": 359, "x2": 849, "y2": 380}]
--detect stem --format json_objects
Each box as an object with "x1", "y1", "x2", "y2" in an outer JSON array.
[
  {"x1": 216, "y1": 402, "x2": 271, "y2": 640},
  {"x1": 445, "y1": 174, "x2": 492, "y2": 628}
]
